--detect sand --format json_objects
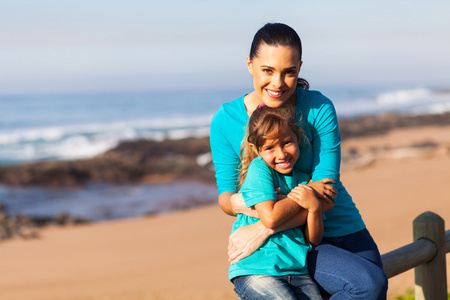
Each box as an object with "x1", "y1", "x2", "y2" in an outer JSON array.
[{"x1": 1, "y1": 125, "x2": 450, "y2": 300}]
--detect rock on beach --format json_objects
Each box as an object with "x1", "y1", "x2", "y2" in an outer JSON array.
[{"x1": 0, "y1": 112, "x2": 450, "y2": 187}]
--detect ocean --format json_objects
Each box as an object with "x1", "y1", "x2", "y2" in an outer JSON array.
[{"x1": 1, "y1": 84, "x2": 450, "y2": 221}]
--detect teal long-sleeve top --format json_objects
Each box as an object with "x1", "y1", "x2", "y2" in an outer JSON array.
[{"x1": 210, "y1": 87, "x2": 366, "y2": 237}]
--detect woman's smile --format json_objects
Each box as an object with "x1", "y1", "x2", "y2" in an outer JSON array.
[
  {"x1": 246, "y1": 45, "x2": 302, "y2": 108},
  {"x1": 265, "y1": 88, "x2": 284, "y2": 98}
]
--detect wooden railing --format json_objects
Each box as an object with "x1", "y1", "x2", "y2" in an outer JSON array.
[{"x1": 381, "y1": 211, "x2": 449, "y2": 300}]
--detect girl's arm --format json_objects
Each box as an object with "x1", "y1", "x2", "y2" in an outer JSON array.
[
  {"x1": 223, "y1": 180, "x2": 334, "y2": 218},
  {"x1": 228, "y1": 208, "x2": 308, "y2": 264},
  {"x1": 288, "y1": 184, "x2": 324, "y2": 246},
  {"x1": 227, "y1": 187, "x2": 331, "y2": 264},
  {"x1": 304, "y1": 209, "x2": 323, "y2": 246},
  {"x1": 252, "y1": 197, "x2": 303, "y2": 229}
]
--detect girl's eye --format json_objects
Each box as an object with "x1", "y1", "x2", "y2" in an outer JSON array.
[{"x1": 263, "y1": 69, "x2": 273, "y2": 74}]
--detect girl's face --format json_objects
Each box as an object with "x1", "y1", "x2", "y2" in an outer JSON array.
[
  {"x1": 251, "y1": 129, "x2": 299, "y2": 175},
  {"x1": 247, "y1": 45, "x2": 302, "y2": 108}
]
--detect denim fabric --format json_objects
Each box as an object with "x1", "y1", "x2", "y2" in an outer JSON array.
[
  {"x1": 307, "y1": 229, "x2": 388, "y2": 300},
  {"x1": 234, "y1": 274, "x2": 322, "y2": 300}
]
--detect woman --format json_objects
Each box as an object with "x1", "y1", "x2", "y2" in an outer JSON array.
[{"x1": 210, "y1": 23, "x2": 388, "y2": 299}]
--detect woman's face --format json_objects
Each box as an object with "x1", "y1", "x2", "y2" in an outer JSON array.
[{"x1": 247, "y1": 44, "x2": 302, "y2": 107}]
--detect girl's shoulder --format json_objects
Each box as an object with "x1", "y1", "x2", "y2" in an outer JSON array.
[
  {"x1": 247, "y1": 157, "x2": 276, "y2": 180},
  {"x1": 248, "y1": 156, "x2": 271, "y2": 171}
]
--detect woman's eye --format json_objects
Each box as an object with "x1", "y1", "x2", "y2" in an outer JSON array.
[{"x1": 263, "y1": 69, "x2": 272, "y2": 74}]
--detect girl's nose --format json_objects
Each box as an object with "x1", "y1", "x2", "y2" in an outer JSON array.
[{"x1": 275, "y1": 147, "x2": 286, "y2": 159}]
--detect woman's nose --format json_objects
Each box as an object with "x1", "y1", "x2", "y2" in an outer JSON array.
[{"x1": 271, "y1": 74, "x2": 284, "y2": 88}]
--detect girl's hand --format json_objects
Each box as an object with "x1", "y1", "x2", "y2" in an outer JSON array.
[
  {"x1": 228, "y1": 222, "x2": 273, "y2": 264},
  {"x1": 230, "y1": 193, "x2": 259, "y2": 218},
  {"x1": 307, "y1": 178, "x2": 337, "y2": 201},
  {"x1": 287, "y1": 185, "x2": 321, "y2": 212}
]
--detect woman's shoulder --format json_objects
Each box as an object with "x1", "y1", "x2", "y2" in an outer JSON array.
[
  {"x1": 213, "y1": 95, "x2": 245, "y2": 118},
  {"x1": 297, "y1": 87, "x2": 333, "y2": 107},
  {"x1": 211, "y1": 95, "x2": 248, "y2": 135}
]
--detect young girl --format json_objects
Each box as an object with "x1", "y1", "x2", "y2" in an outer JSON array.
[{"x1": 230, "y1": 104, "x2": 325, "y2": 300}]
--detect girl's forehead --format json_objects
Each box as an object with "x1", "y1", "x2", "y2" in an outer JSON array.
[{"x1": 263, "y1": 129, "x2": 297, "y2": 143}]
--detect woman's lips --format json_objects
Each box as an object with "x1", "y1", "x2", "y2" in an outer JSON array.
[{"x1": 265, "y1": 89, "x2": 284, "y2": 98}]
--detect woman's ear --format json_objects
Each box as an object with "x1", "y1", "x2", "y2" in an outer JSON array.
[
  {"x1": 249, "y1": 143, "x2": 259, "y2": 155},
  {"x1": 246, "y1": 56, "x2": 253, "y2": 75}
]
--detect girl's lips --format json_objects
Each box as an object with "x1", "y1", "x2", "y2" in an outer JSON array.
[{"x1": 276, "y1": 157, "x2": 293, "y2": 169}]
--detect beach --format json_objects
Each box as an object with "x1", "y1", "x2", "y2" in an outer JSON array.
[{"x1": 1, "y1": 124, "x2": 450, "y2": 300}]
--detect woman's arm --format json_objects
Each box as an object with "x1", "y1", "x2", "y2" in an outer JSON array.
[
  {"x1": 309, "y1": 95, "x2": 342, "y2": 191},
  {"x1": 219, "y1": 192, "x2": 259, "y2": 218},
  {"x1": 218, "y1": 192, "x2": 237, "y2": 216}
]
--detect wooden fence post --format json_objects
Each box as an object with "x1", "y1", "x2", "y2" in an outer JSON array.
[{"x1": 413, "y1": 211, "x2": 447, "y2": 300}]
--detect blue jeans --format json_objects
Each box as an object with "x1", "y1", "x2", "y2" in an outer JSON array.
[
  {"x1": 307, "y1": 229, "x2": 388, "y2": 300},
  {"x1": 234, "y1": 274, "x2": 322, "y2": 300}
]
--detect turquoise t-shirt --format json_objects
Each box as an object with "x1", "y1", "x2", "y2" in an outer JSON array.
[
  {"x1": 229, "y1": 156, "x2": 312, "y2": 281},
  {"x1": 210, "y1": 88, "x2": 366, "y2": 237}
]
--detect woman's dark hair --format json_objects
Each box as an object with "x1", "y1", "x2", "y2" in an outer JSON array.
[{"x1": 249, "y1": 23, "x2": 309, "y2": 90}]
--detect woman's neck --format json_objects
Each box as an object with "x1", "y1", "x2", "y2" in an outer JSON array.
[
  {"x1": 243, "y1": 90, "x2": 297, "y2": 117},
  {"x1": 243, "y1": 92, "x2": 260, "y2": 117}
]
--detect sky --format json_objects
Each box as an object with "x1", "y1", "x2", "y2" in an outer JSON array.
[{"x1": 1, "y1": 0, "x2": 450, "y2": 95}]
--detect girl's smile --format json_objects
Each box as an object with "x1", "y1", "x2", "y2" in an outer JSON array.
[{"x1": 251, "y1": 130, "x2": 300, "y2": 175}]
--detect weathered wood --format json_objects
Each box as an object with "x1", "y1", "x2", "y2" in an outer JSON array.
[
  {"x1": 413, "y1": 211, "x2": 447, "y2": 300},
  {"x1": 381, "y1": 238, "x2": 436, "y2": 278},
  {"x1": 446, "y1": 230, "x2": 450, "y2": 253},
  {"x1": 382, "y1": 229, "x2": 450, "y2": 278}
]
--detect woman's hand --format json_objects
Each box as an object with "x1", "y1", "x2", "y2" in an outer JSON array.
[
  {"x1": 319, "y1": 197, "x2": 335, "y2": 213},
  {"x1": 307, "y1": 178, "x2": 337, "y2": 201},
  {"x1": 228, "y1": 221, "x2": 273, "y2": 264},
  {"x1": 230, "y1": 193, "x2": 259, "y2": 218}
]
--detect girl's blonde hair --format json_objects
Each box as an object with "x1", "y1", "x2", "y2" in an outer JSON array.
[{"x1": 237, "y1": 104, "x2": 302, "y2": 190}]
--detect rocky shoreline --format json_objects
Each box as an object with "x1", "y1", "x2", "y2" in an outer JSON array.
[{"x1": 1, "y1": 111, "x2": 450, "y2": 188}]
